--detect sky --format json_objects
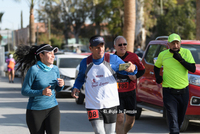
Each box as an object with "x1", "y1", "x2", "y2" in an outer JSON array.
[{"x1": 0, "y1": 0, "x2": 38, "y2": 30}]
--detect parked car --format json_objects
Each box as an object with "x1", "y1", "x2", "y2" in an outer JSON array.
[
  {"x1": 136, "y1": 36, "x2": 200, "y2": 132},
  {"x1": 54, "y1": 54, "x2": 87, "y2": 96}
]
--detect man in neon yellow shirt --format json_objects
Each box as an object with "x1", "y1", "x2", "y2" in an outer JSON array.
[{"x1": 154, "y1": 33, "x2": 196, "y2": 134}]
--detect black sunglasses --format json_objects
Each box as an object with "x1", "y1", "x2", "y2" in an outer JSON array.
[{"x1": 118, "y1": 43, "x2": 127, "y2": 46}]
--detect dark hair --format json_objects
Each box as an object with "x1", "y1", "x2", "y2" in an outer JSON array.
[{"x1": 14, "y1": 45, "x2": 44, "y2": 71}]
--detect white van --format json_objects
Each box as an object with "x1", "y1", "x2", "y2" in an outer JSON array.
[{"x1": 54, "y1": 54, "x2": 87, "y2": 95}]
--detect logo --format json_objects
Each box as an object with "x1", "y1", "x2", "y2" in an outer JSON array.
[
  {"x1": 96, "y1": 75, "x2": 103, "y2": 78},
  {"x1": 92, "y1": 79, "x2": 98, "y2": 88},
  {"x1": 93, "y1": 37, "x2": 104, "y2": 42}
]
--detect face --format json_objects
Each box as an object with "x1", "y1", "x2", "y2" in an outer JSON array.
[
  {"x1": 39, "y1": 51, "x2": 55, "y2": 66},
  {"x1": 114, "y1": 37, "x2": 127, "y2": 56},
  {"x1": 89, "y1": 43, "x2": 105, "y2": 59},
  {"x1": 168, "y1": 40, "x2": 181, "y2": 52}
]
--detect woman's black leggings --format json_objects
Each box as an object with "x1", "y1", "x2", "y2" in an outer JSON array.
[{"x1": 26, "y1": 105, "x2": 60, "y2": 134}]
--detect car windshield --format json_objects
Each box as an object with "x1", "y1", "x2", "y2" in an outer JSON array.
[
  {"x1": 181, "y1": 44, "x2": 200, "y2": 64},
  {"x1": 58, "y1": 58, "x2": 83, "y2": 68}
]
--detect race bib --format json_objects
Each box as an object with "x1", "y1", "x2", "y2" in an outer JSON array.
[
  {"x1": 87, "y1": 110, "x2": 99, "y2": 120},
  {"x1": 117, "y1": 79, "x2": 129, "y2": 90}
]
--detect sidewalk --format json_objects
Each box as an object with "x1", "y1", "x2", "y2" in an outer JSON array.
[
  {"x1": 0, "y1": 76, "x2": 29, "y2": 134},
  {"x1": 0, "y1": 76, "x2": 22, "y2": 89}
]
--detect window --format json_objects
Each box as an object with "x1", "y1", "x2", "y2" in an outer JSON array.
[
  {"x1": 144, "y1": 44, "x2": 160, "y2": 64},
  {"x1": 58, "y1": 58, "x2": 83, "y2": 68},
  {"x1": 155, "y1": 45, "x2": 168, "y2": 57},
  {"x1": 181, "y1": 45, "x2": 200, "y2": 64}
]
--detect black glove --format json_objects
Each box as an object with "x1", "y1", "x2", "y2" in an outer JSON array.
[
  {"x1": 156, "y1": 75, "x2": 163, "y2": 84},
  {"x1": 173, "y1": 51, "x2": 184, "y2": 62}
]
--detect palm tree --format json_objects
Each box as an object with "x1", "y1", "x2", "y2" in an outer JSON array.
[
  {"x1": 14, "y1": 0, "x2": 60, "y2": 46},
  {"x1": 29, "y1": 0, "x2": 35, "y2": 46},
  {"x1": 123, "y1": 0, "x2": 136, "y2": 52},
  {"x1": 197, "y1": 0, "x2": 200, "y2": 40},
  {"x1": 13, "y1": 0, "x2": 36, "y2": 45},
  {"x1": 0, "y1": 12, "x2": 3, "y2": 23}
]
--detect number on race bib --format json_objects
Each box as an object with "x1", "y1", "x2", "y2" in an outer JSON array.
[
  {"x1": 87, "y1": 110, "x2": 99, "y2": 120},
  {"x1": 117, "y1": 82, "x2": 129, "y2": 89}
]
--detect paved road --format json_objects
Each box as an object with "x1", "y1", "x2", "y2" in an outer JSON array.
[{"x1": 0, "y1": 76, "x2": 199, "y2": 134}]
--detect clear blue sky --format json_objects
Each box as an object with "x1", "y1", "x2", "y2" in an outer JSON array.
[{"x1": 0, "y1": 0, "x2": 38, "y2": 30}]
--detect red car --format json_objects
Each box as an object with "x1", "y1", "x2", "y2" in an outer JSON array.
[{"x1": 136, "y1": 36, "x2": 200, "y2": 131}]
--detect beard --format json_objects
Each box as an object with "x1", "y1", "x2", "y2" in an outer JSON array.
[{"x1": 169, "y1": 48, "x2": 180, "y2": 53}]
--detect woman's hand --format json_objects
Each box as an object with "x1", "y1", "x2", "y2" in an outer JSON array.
[
  {"x1": 57, "y1": 78, "x2": 64, "y2": 87},
  {"x1": 43, "y1": 85, "x2": 52, "y2": 96}
]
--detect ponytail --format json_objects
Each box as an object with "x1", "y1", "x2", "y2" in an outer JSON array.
[{"x1": 14, "y1": 45, "x2": 40, "y2": 71}]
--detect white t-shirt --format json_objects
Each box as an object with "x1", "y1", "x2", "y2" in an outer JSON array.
[{"x1": 85, "y1": 61, "x2": 119, "y2": 109}]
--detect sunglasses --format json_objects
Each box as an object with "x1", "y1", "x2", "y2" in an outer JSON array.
[{"x1": 118, "y1": 43, "x2": 127, "y2": 46}]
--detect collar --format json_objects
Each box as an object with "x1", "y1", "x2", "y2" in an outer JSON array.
[
  {"x1": 114, "y1": 51, "x2": 128, "y2": 60},
  {"x1": 37, "y1": 61, "x2": 53, "y2": 72}
]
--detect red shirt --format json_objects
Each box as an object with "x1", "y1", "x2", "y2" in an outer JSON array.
[{"x1": 116, "y1": 51, "x2": 145, "y2": 92}]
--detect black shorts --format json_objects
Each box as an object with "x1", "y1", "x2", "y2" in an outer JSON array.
[
  {"x1": 117, "y1": 90, "x2": 137, "y2": 116},
  {"x1": 87, "y1": 106, "x2": 117, "y2": 123}
]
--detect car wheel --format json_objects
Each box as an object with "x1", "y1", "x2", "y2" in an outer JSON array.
[
  {"x1": 135, "y1": 107, "x2": 142, "y2": 120},
  {"x1": 180, "y1": 118, "x2": 189, "y2": 132},
  {"x1": 76, "y1": 91, "x2": 85, "y2": 105}
]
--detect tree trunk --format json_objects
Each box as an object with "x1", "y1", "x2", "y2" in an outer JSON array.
[
  {"x1": 197, "y1": 0, "x2": 200, "y2": 40},
  {"x1": 123, "y1": 0, "x2": 136, "y2": 52},
  {"x1": 21, "y1": 11, "x2": 23, "y2": 29},
  {"x1": 0, "y1": 12, "x2": 4, "y2": 22},
  {"x1": 135, "y1": 0, "x2": 146, "y2": 50},
  {"x1": 29, "y1": 0, "x2": 35, "y2": 46},
  {"x1": 64, "y1": 21, "x2": 69, "y2": 45},
  {"x1": 96, "y1": 21, "x2": 100, "y2": 35},
  {"x1": 75, "y1": 34, "x2": 79, "y2": 44}
]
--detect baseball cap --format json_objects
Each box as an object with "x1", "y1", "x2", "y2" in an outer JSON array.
[
  {"x1": 36, "y1": 44, "x2": 58, "y2": 55},
  {"x1": 168, "y1": 33, "x2": 181, "y2": 43},
  {"x1": 89, "y1": 36, "x2": 105, "y2": 46}
]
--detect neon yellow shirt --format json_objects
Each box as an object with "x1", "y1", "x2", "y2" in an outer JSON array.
[{"x1": 155, "y1": 47, "x2": 195, "y2": 89}]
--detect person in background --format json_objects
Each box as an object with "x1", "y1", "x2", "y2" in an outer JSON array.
[
  {"x1": 114, "y1": 36, "x2": 145, "y2": 134},
  {"x1": 14, "y1": 44, "x2": 64, "y2": 134},
  {"x1": 71, "y1": 35, "x2": 138, "y2": 134},
  {"x1": 154, "y1": 33, "x2": 196, "y2": 134},
  {"x1": 76, "y1": 46, "x2": 82, "y2": 53},
  {"x1": 106, "y1": 47, "x2": 110, "y2": 52},
  {"x1": 6, "y1": 54, "x2": 16, "y2": 83},
  {"x1": 134, "y1": 45, "x2": 144, "y2": 58}
]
